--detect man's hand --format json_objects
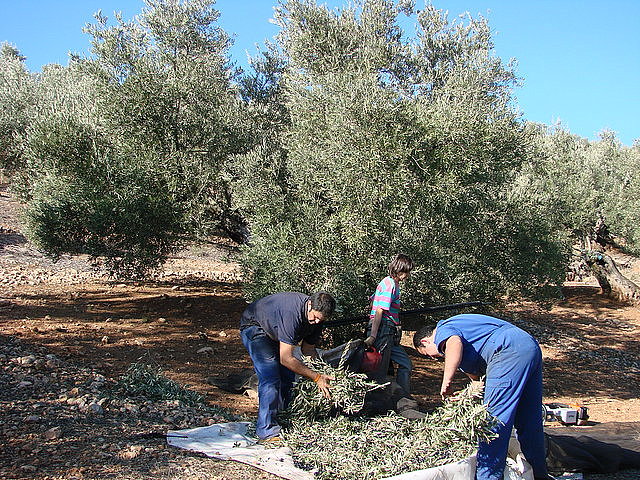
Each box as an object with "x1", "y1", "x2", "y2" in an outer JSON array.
[
  {"x1": 314, "y1": 374, "x2": 333, "y2": 398},
  {"x1": 363, "y1": 335, "x2": 376, "y2": 347},
  {"x1": 440, "y1": 381, "x2": 454, "y2": 399}
]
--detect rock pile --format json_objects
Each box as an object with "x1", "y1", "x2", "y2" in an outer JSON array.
[{"x1": 0, "y1": 335, "x2": 238, "y2": 480}]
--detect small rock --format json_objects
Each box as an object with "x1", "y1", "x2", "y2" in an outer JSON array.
[
  {"x1": 20, "y1": 465, "x2": 37, "y2": 473},
  {"x1": 244, "y1": 389, "x2": 258, "y2": 400},
  {"x1": 44, "y1": 427, "x2": 62, "y2": 440},
  {"x1": 196, "y1": 346, "x2": 214, "y2": 354},
  {"x1": 101, "y1": 336, "x2": 109, "y2": 345},
  {"x1": 87, "y1": 402, "x2": 104, "y2": 415},
  {"x1": 218, "y1": 330, "x2": 227, "y2": 337},
  {"x1": 118, "y1": 445, "x2": 144, "y2": 459},
  {"x1": 18, "y1": 380, "x2": 33, "y2": 388},
  {"x1": 396, "y1": 397, "x2": 419, "y2": 412},
  {"x1": 158, "y1": 317, "x2": 167, "y2": 323},
  {"x1": 24, "y1": 415, "x2": 40, "y2": 422},
  {"x1": 19, "y1": 355, "x2": 36, "y2": 366}
]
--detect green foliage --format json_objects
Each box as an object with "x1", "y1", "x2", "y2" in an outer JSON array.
[
  {"x1": 22, "y1": 115, "x2": 184, "y2": 277},
  {"x1": 24, "y1": 169, "x2": 184, "y2": 277},
  {"x1": 3, "y1": 0, "x2": 635, "y2": 293},
  {"x1": 118, "y1": 363, "x2": 204, "y2": 405},
  {"x1": 0, "y1": 43, "x2": 35, "y2": 173},
  {"x1": 282, "y1": 382, "x2": 498, "y2": 479},
  {"x1": 3, "y1": 0, "x2": 250, "y2": 277},
  {"x1": 235, "y1": 0, "x2": 566, "y2": 312},
  {"x1": 283, "y1": 351, "x2": 386, "y2": 421},
  {"x1": 518, "y1": 125, "x2": 640, "y2": 254},
  {"x1": 82, "y1": 0, "x2": 249, "y2": 239}
]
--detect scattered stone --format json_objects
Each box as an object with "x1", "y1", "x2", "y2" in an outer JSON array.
[
  {"x1": 396, "y1": 397, "x2": 419, "y2": 412},
  {"x1": 118, "y1": 445, "x2": 144, "y2": 459},
  {"x1": 244, "y1": 389, "x2": 258, "y2": 400},
  {"x1": 218, "y1": 330, "x2": 227, "y2": 337},
  {"x1": 196, "y1": 346, "x2": 214, "y2": 354},
  {"x1": 44, "y1": 426, "x2": 62, "y2": 440},
  {"x1": 18, "y1": 355, "x2": 36, "y2": 366},
  {"x1": 101, "y1": 336, "x2": 109, "y2": 345},
  {"x1": 87, "y1": 402, "x2": 104, "y2": 415}
]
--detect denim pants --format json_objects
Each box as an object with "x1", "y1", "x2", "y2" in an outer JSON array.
[{"x1": 241, "y1": 325, "x2": 295, "y2": 440}]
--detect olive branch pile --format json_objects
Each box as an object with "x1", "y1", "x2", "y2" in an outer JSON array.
[
  {"x1": 282, "y1": 341, "x2": 387, "y2": 421},
  {"x1": 278, "y1": 344, "x2": 499, "y2": 480}
]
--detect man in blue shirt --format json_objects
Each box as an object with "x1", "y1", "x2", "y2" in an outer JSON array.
[
  {"x1": 240, "y1": 291, "x2": 336, "y2": 442},
  {"x1": 413, "y1": 314, "x2": 550, "y2": 480}
]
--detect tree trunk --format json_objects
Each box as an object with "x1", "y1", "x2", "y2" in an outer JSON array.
[{"x1": 586, "y1": 251, "x2": 640, "y2": 304}]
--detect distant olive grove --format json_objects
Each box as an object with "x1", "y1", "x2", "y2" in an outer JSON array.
[{"x1": 1, "y1": 0, "x2": 638, "y2": 312}]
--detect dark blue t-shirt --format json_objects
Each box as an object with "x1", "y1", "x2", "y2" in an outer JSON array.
[{"x1": 240, "y1": 292, "x2": 322, "y2": 346}]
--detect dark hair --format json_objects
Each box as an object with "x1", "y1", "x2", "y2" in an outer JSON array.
[
  {"x1": 388, "y1": 254, "x2": 414, "y2": 277},
  {"x1": 413, "y1": 325, "x2": 434, "y2": 348},
  {"x1": 309, "y1": 292, "x2": 336, "y2": 317}
]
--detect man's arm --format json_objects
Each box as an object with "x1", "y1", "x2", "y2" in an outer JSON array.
[
  {"x1": 279, "y1": 342, "x2": 332, "y2": 398},
  {"x1": 440, "y1": 335, "x2": 463, "y2": 399}
]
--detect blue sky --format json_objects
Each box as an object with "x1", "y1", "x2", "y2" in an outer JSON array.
[{"x1": 1, "y1": 0, "x2": 638, "y2": 146}]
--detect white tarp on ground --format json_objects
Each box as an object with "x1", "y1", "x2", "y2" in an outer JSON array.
[{"x1": 167, "y1": 422, "x2": 534, "y2": 480}]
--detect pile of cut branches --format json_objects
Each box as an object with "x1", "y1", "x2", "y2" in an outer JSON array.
[
  {"x1": 282, "y1": 345, "x2": 387, "y2": 421},
  {"x1": 280, "y1": 351, "x2": 498, "y2": 480}
]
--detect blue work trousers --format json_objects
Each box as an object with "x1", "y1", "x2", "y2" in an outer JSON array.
[
  {"x1": 476, "y1": 327, "x2": 548, "y2": 480},
  {"x1": 241, "y1": 325, "x2": 295, "y2": 440}
]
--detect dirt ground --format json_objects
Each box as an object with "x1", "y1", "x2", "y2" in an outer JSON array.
[{"x1": 1, "y1": 183, "x2": 639, "y2": 480}]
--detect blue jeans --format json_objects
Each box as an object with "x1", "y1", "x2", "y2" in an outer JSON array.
[
  {"x1": 241, "y1": 325, "x2": 295, "y2": 440},
  {"x1": 371, "y1": 331, "x2": 413, "y2": 396}
]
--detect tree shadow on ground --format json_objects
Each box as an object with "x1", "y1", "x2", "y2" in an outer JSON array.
[{"x1": 0, "y1": 228, "x2": 27, "y2": 250}]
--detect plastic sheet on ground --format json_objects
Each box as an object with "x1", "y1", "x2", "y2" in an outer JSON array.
[{"x1": 167, "y1": 422, "x2": 534, "y2": 480}]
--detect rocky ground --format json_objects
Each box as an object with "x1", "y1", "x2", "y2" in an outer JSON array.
[{"x1": 1, "y1": 182, "x2": 639, "y2": 480}]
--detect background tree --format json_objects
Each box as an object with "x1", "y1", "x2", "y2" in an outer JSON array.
[
  {"x1": 0, "y1": 43, "x2": 35, "y2": 176},
  {"x1": 82, "y1": 0, "x2": 249, "y2": 241},
  {"x1": 6, "y1": 0, "x2": 247, "y2": 277},
  {"x1": 234, "y1": 0, "x2": 566, "y2": 313},
  {"x1": 517, "y1": 125, "x2": 640, "y2": 303}
]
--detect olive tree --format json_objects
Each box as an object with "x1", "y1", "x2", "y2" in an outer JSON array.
[
  {"x1": 234, "y1": 0, "x2": 566, "y2": 313},
  {"x1": 518, "y1": 125, "x2": 640, "y2": 303},
  {"x1": 82, "y1": 0, "x2": 249, "y2": 240},
  {"x1": 0, "y1": 43, "x2": 35, "y2": 175},
  {"x1": 14, "y1": 0, "x2": 248, "y2": 277}
]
